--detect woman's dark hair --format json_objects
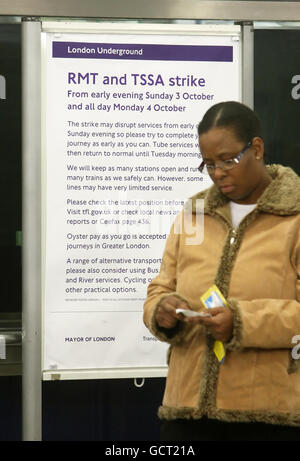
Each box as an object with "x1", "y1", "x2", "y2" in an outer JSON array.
[{"x1": 197, "y1": 101, "x2": 263, "y2": 143}]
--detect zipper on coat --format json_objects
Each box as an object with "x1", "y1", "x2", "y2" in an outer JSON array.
[{"x1": 230, "y1": 229, "x2": 237, "y2": 245}]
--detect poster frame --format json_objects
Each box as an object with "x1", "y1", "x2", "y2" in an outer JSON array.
[{"x1": 40, "y1": 20, "x2": 246, "y2": 381}]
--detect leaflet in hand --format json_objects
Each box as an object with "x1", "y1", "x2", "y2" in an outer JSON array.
[{"x1": 176, "y1": 308, "x2": 211, "y2": 318}]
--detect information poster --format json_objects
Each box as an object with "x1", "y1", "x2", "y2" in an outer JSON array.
[{"x1": 42, "y1": 25, "x2": 241, "y2": 376}]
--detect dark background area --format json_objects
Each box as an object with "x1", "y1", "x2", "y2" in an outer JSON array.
[
  {"x1": 254, "y1": 29, "x2": 300, "y2": 175},
  {"x1": 0, "y1": 24, "x2": 21, "y2": 314}
]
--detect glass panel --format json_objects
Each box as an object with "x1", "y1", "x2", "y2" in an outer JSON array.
[{"x1": 254, "y1": 25, "x2": 300, "y2": 174}]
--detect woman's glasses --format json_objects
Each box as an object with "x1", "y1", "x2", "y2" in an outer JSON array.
[{"x1": 198, "y1": 141, "x2": 252, "y2": 175}]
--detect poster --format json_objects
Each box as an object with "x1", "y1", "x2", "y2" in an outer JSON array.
[{"x1": 42, "y1": 25, "x2": 241, "y2": 376}]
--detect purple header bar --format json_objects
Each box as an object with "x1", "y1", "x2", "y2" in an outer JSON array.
[{"x1": 52, "y1": 41, "x2": 233, "y2": 62}]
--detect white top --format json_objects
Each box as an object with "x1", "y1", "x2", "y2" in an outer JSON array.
[{"x1": 229, "y1": 201, "x2": 257, "y2": 229}]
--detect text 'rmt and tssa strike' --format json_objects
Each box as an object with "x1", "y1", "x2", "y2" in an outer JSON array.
[{"x1": 68, "y1": 72, "x2": 206, "y2": 87}]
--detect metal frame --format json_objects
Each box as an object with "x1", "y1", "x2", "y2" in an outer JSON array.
[
  {"x1": 242, "y1": 23, "x2": 254, "y2": 108},
  {"x1": 1, "y1": 1, "x2": 300, "y2": 22},
  {"x1": 22, "y1": 18, "x2": 42, "y2": 442}
]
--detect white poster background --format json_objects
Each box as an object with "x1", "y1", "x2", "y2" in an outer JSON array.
[{"x1": 42, "y1": 25, "x2": 241, "y2": 377}]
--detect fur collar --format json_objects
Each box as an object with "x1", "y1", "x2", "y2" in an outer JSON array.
[{"x1": 189, "y1": 165, "x2": 300, "y2": 216}]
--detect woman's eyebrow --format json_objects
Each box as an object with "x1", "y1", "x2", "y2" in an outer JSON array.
[{"x1": 202, "y1": 151, "x2": 233, "y2": 160}]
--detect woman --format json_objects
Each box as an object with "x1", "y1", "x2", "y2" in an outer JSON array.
[{"x1": 143, "y1": 101, "x2": 300, "y2": 441}]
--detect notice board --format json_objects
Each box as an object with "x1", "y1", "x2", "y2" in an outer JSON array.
[{"x1": 41, "y1": 22, "x2": 241, "y2": 379}]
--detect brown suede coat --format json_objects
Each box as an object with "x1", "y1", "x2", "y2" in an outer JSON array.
[{"x1": 143, "y1": 165, "x2": 300, "y2": 426}]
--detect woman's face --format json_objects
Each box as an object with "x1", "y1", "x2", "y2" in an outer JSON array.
[{"x1": 199, "y1": 126, "x2": 269, "y2": 204}]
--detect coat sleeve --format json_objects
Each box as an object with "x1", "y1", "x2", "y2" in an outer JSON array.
[
  {"x1": 143, "y1": 217, "x2": 190, "y2": 345},
  {"x1": 226, "y1": 237, "x2": 300, "y2": 351},
  {"x1": 227, "y1": 296, "x2": 300, "y2": 351}
]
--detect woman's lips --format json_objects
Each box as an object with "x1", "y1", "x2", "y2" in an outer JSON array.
[{"x1": 220, "y1": 184, "x2": 235, "y2": 194}]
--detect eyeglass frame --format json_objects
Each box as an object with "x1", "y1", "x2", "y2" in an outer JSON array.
[{"x1": 198, "y1": 140, "x2": 252, "y2": 174}]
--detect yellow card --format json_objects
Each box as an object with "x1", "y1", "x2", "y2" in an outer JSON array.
[
  {"x1": 200, "y1": 284, "x2": 227, "y2": 309},
  {"x1": 200, "y1": 285, "x2": 227, "y2": 364}
]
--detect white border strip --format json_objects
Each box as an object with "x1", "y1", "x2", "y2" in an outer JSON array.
[
  {"x1": 42, "y1": 21, "x2": 241, "y2": 36},
  {"x1": 43, "y1": 367, "x2": 168, "y2": 380}
]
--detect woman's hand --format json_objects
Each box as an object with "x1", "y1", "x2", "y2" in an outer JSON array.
[
  {"x1": 155, "y1": 296, "x2": 190, "y2": 329},
  {"x1": 187, "y1": 306, "x2": 233, "y2": 342}
]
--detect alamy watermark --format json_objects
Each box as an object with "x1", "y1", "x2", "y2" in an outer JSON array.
[
  {"x1": 0, "y1": 75, "x2": 6, "y2": 100},
  {"x1": 0, "y1": 336, "x2": 6, "y2": 360},
  {"x1": 291, "y1": 335, "x2": 300, "y2": 360},
  {"x1": 86, "y1": 194, "x2": 205, "y2": 246}
]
